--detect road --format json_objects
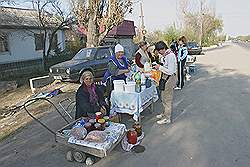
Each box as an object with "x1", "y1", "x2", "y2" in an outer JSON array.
[{"x1": 1, "y1": 43, "x2": 250, "y2": 167}]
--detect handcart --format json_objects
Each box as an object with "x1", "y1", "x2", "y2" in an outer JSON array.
[{"x1": 23, "y1": 97, "x2": 126, "y2": 164}]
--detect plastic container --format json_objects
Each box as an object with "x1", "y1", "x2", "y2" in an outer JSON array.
[
  {"x1": 124, "y1": 81, "x2": 136, "y2": 92},
  {"x1": 113, "y1": 80, "x2": 125, "y2": 92}
]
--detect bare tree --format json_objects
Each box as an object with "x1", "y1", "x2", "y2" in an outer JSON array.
[
  {"x1": 179, "y1": 0, "x2": 223, "y2": 46},
  {"x1": 31, "y1": 0, "x2": 72, "y2": 69},
  {"x1": 71, "y1": 0, "x2": 132, "y2": 47}
]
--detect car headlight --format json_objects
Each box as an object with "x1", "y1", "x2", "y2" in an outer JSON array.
[
  {"x1": 66, "y1": 68, "x2": 70, "y2": 74},
  {"x1": 49, "y1": 68, "x2": 53, "y2": 73}
]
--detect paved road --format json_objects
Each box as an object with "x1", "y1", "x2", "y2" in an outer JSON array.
[{"x1": 1, "y1": 43, "x2": 250, "y2": 167}]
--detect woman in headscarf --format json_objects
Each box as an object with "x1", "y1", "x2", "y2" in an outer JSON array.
[{"x1": 75, "y1": 71, "x2": 107, "y2": 120}]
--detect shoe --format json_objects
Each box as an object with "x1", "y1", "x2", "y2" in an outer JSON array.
[
  {"x1": 157, "y1": 118, "x2": 171, "y2": 125},
  {"x1": 156, "y1": 114, "x2": 164, "y2": 119},
  {"x1": 174, "y1": 87, "x2": 182, "y2": 90}
]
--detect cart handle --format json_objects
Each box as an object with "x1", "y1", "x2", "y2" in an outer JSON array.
[{"x1": 23, "y1": 97, "x2": 70, "y2": 135}]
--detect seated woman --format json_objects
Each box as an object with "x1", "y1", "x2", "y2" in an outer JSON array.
[{"x1": 75, "y1": 71, "x2": 107, "y2": 120}]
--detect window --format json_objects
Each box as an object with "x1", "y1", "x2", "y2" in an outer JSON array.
[
  {"x1": 0, "y1": 34, "x2": 9, "y2": 53},
  {"x1": 96, "y1": 48, "x2": 111, "y2": 59},
  {"x1": 35, "y1": 33, "x2": 45, "y2": 51}
]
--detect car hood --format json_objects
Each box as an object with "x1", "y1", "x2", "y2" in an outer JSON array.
[{"x1": 50, "y1": 59, "x2": 88, "y2": 69}]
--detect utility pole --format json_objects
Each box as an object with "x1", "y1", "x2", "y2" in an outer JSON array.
[
  {"x1": 200, "y1": 0, "x2": 204, "y2": 46},
  {"x1": 139, "y1": 1, "x2": 146, "y2": 41}
]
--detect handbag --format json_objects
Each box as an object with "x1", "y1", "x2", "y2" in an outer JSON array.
[{"x1": 159, "y1": 75, "x2": 170, "y2": 91}]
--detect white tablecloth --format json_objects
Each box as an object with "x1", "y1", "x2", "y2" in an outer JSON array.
[
  {"x1": 68, "y1": 123, "x2": 126, "y2": 157},
  {"x1": 110, "y1": 84, "x2": 159, "y2": 121}
]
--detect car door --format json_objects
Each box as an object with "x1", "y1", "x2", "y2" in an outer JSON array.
[{"x1": 94, "y1": 48, "x2": 112, "y2": 78}]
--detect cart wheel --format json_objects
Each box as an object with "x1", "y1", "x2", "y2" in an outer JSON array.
[
  {"x1": 73, "y1": 150, "x2": 86, "y2": 163},
  {"x1": 66, "y1": 151, "x2": 74, "y2": 162}
]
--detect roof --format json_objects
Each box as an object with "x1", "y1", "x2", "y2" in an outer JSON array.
[
  {"x1": 107, "y1": 20, "x2": 136, "y2": 37},
  {"x1": 0, "y1": 6, "x2": 59, "y2": 29}
]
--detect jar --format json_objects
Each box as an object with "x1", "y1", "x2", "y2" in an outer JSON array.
[
  {"x1": 95, "y1": 112, "x2": 103, "y2": 121},
  {"x1": 127, "y1": 128, "x2": 138, "y2": 144},
  {"x1": 84, "y1": 122, "x2": 93, "y2": 133},
  {"x1": 133, "y1": 122, "x2": 142, "y2": 137},
  {"x1": 103, "y1": 116, "x2": 109, "y2": 122},
  {"x1": 88, "y1": 119, "x2": 96, "y2": 125},
  {"x1": 98, "y1": 119, "x2": 106, "y2": 130},
  {"x1": 94, "y1": 123, "x2": 102, "y2": 131}
]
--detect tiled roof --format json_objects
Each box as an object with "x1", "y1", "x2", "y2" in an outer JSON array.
[{"x1": 107, "y1": 20, "x2": 136, "y2": 37}]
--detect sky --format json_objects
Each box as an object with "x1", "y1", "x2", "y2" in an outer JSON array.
[
  {"x1": 126, "y1": 0, "x2": 250, "y2": 36},
  {"x1": 7, "y1": 0, "x2": 250, "y2": 37}
]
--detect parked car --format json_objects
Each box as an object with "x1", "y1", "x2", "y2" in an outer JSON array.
[
  {"x1": 49, "y1": 45, "x2": 134, "y2": 82},
  {"x1": 187, "y1": 41, "x2": 202, "y2": 55}
]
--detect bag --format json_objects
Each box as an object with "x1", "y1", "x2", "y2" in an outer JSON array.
[{"x1": 159, "y1": 75, "x2": 170, "y2": 91}]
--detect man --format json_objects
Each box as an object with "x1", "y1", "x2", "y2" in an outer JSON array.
[{"x1": 154, "y1": 41, "x2": 177, "y2": 124}]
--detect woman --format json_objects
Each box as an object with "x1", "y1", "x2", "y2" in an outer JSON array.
[
  {"x1": 135, "y1": 41, "x2": 151, "y2": 69},
  {"x1": 176, "y1": 36, "x2": 188, "y2": 90},
  {"x1": 75, "y1": 71, "x2": 107, "y2": 120},
  {"x1": 103, "y1": 44, "x2": 130, "y2": 84},
  {"x1": 153, "y1": 41, "x2": 177, "y2": 124}
]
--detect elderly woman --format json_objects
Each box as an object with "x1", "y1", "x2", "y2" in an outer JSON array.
[
  {"x1": 103, "y1": 44, "x2": 130, "y2": 84},
  {"x1": 75, "y1": 71, "x2": 107, "y2": 120},
  {"x1": 135, "y1": 41, "x2": 151, "y2": 69}
]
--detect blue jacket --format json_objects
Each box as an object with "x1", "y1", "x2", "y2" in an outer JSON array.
[
  {"x1": 178, "y1": 45, "x2": 188, "y2": 62},
  {"x1": 102, "y1": 55, "x2": 129, "y2": 83}
]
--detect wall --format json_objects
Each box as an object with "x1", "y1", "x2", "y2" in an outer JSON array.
[{"x1": 0, "y1": 28, "x2": 66, "y2": 80}]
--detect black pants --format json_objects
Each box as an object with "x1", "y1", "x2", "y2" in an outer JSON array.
[{"x1": 177, "y1": 58, "x2": 186, "y2": 88}]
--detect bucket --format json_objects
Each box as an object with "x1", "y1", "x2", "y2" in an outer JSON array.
[
  {"x1": 113, "y1": 80, "x2": 125, "y2": 92},
  {"x1": 124, "y1": 81, "x2": 136, "y2": 92}
]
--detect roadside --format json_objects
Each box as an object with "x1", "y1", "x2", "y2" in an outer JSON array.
[{"x1": 0, "y1": 80, "x2": 79, "y2": 141}]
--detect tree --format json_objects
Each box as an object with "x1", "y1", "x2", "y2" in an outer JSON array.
[
  {"x1": 179, "y1": 0, "x2": 223, "y2": 46},
  {"x1": 71, "y1": 0, "x2": 132, "y2": 47},
  {"x1": 31, "y1": 0, "x2": 72, "y2": 69}
]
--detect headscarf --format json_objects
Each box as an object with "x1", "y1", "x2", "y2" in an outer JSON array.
[{"x1": 80, "y1": 71, "x2": 98, "y2": 105}]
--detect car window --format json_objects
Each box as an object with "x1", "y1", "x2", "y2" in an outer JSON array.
[
  {"x1": 96, "y1": 48, "x2": 111, "y2": 59},
  {"x1": 188, "y1": 42, "x2": 199, "y2": 47},
  {"x1": 72, "y1": 48, "x2": 97, "y2": 60}
]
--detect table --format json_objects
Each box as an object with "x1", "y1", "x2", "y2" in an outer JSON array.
[
  {"x1": 110, "y1": 84, "x2": 159, "y2": 121},
  {"x1": 66, "y1": 122, "x2": 126, "y2": 157}
]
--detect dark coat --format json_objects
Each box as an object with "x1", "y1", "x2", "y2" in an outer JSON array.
[{"x1": 75, "y1": 84, "x2": 106, "y2": 120}]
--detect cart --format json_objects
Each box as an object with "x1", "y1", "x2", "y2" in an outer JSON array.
[{"x1": 23, "y1": 97, "x2": 126, "y2": 164}]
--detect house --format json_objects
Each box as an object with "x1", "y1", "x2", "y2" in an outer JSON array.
[
  {"x1": 0, "y1": 6, "x2": 66, "y2": 79},
  {"x1": 102, "y1": 20, "x2": 137, "y2": 55}
]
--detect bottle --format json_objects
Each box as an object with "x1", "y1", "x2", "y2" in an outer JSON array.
[{"x1": 144, "y1": 62, "x2": 151, "y2": 72}]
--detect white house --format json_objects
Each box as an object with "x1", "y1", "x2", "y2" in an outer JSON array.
[{"x1": 0, "y1": 6, "x2": 66, "y2": 79}]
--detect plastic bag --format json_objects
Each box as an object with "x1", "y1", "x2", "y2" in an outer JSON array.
[
  {"x1": 70, "y1": 126, "x2": 87, "y2": 140},
  {"x1": 84, "y1": 131, "x2": 107, "y2": 143}
]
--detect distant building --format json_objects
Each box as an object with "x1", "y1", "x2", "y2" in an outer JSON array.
[{"x1": 0, "y1": 6, "x2": 66, "y2": 79}]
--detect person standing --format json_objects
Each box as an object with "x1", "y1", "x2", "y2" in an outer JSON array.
[
  {"x1": 135, "y1": 41, "x2": 151, "y2": 69},
  {"x1": 176, "y1": 36, "x2": 188, "y2": 90},
  {"x1": 153, "y1": 41, "x2": 177, "y2": 124}
]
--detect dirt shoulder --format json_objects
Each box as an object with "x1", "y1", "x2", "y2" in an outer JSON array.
[{"x1": 0, "y1": 81, "x2": 79, "y2": 141}]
